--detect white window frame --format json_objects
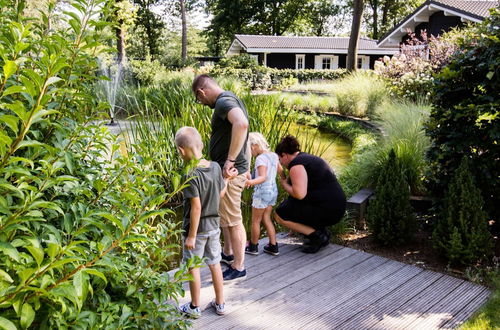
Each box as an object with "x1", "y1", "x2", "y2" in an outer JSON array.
[
  {"x1": 295, "y1": 54, "x2": 305, "y2": 69},
  {"x1": 314, "y1": 55, "x2": 338, "y2": 70},
  {"x1": 357, "y1": 55, "x2": 370, "y2": 69}
]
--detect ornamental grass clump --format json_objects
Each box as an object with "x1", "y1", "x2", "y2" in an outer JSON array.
[
  {"x1": 334, "y1": 71, "x2": 388, "y2": 118},
  {"x1": 432, "y1": 157, "x2": 493, "y2": 266},
  {"x1": 367, "y1": 149, "x2": 416, "y2": 246}
]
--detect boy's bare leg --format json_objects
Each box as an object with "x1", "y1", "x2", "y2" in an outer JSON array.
[
  {"x1": 262, "y1": 206, "x2": 277, "y2": 245},
  {"x1": 189, "y1": 268, "x2": 201, "y2": 307},
  {"x1": 228, "y1": 223, "x2": 246, "y2": 271},
  {"x1": 208, "y1": 263, "x2": 224, "y2": 305},
  {"x1": 222, "y1": 226, "x2": 232, "y2": 256},
  {"x1": 251, "y1": 207, "x2": 265, "y2": 244}
]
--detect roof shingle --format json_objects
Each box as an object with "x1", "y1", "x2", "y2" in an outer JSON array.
[
  {"x1": 235, "y1": 35, "x2": 384, "y2": 50},
  {"x1": 432, "y1": 0, "x2": 498, "y2": 18}
]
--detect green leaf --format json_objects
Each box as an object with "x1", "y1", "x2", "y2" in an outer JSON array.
[
  {"x1": 26, "y1": 245, "x2": 44, "y2": 267},
  {"x1": 82, "y1": 268, "x2": 107, "y2": 284},
  {"x1": 2, "y1": 85, "x2": 25, "y2": 97},
  {"x1": 0, "y1": 317, "x2": 17, "y2": 330},
  {"x1": 95, "y1": 212, "x2": 124, "y2": 232},
  {"x1": 138, "y1": 210, "x2": 168, "y2": 223},
  {"x1": 20, "y1": 303, "x2": 35, "y2": 329},
  {"x1": 15, "y1": 140, "x2": 45, "y2": 151},
  {"x1": 486, "y1": 71, "x2": 494, "y2": 80},
  {"x1": 46, "y1": 243, "x2": 60, "y2": 260},
  {"x1": 64, "y1": 152, "x2": 74, "y2": 175},
  {"x1": 126, "y1": 284, "x2": 136, "y2": 296},
  {"x1": 0, "y1": 242, "x2": 21, "y2": 262},
  {"x1": 4, "y1": 101, "x2": 27, "y2": 123},
  {"x1": 3, "y1": 61, "x2": 17, "y2": 80},
  {"x1": 28, "y1": 201, "x2": 63, "y2": 214},
  {"x1": 119, "y1": 305, "x2": 132, "y2": 325},
  {"x1": 73, "y1": 270, "x2": 89, "y2": 306},
  {"x1": 0, "y1": 269, "x2": 13, "y2": 283},
  {"x1": 8, "y1": 157, "x2": 34, "y2": 168},
  {"x1": 45, "y1": 76, "x2": 62, "y2": 86},
  {"x1": 30, "y1": 109, "x2": 58, "y2": 125},
  {"x1": 0, "y1": 114, "x2": 19, "y2": 134}
]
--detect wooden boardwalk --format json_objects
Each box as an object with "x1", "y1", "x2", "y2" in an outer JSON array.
[{"x1": 180, "y1": 233, "x2": 490, "y2": 329}]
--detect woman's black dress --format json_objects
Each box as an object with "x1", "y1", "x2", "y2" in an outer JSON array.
[{"x1": 275, "y1": 152, "x2": 346, "y2": 229}]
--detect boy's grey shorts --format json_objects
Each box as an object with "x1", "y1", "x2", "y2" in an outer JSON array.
[{"x1": 182, "y1": 229, "x2": 222, "y2": 265}]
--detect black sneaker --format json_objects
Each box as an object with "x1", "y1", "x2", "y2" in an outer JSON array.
[
  {"x1": 223, "y1": 267, "x2": 247, "y2": 281},
  {"x1": 220, "y1": 252, "x2": 234, "y2": 265},
  {"x1": 301, "y1": 230, "x2": 329, "y2": 254},
  {"x1": 245, "y1": 242, "x2": 259, "y2": 255},
  {"x1": 263, "y1": 243, "x2": 279, "y2": 256}
]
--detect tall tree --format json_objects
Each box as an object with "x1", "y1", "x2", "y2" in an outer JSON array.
[
  {"x1": 306, "y1": 0, "x2": 341, "y2": 36},
  {"x1": 205, "y1": 0, "x2": 326, "y2": 55},
  {"x1": 347, "y1": 0, "x2": 364, "y2": 71},
  {"x1": 180, "y1": 0, "x2": 187, "y2": 60},
  {"x1": 365, "y1": 0, "x2": 423, "y2": 39},
  {"x1": 113, "y1": 0, "x2": 137, "y2": 64},
  {"x1": 132, "y1": 0, "x2": 165, "y2": 58}
]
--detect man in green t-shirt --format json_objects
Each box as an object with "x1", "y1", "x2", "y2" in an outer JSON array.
[{"x1": 192, "y1": 74, "x2": 249, "y2": 281}]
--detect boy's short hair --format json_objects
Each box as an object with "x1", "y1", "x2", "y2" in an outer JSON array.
[
  {"x1": 175, "y1": 126, "x2": 203, "y2": 151},
  {"x1": 249, "y1": 132, "x2": 270, "y2": 152}
]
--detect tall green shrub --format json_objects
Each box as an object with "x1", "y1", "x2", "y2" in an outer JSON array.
[
  {"x1": 432, "y1": 157, "x2": 493, "y2": 265},
  {"x1": 0, "y1": 1, "x2": 191, "y2": 328},
  {"x1": 426, "y1": 8, "x2": 500, "y2": 228},
  {"x1": 367, "y1": 149, "x2": 416, "y2": 246}
]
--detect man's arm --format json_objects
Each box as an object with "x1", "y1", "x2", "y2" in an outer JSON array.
[
  {"x1": 223, "y1": 107, "x2": 249, "y2": 177},
  {"x1": 185, "y1": 197, "x2": 201, "y2": 250}
]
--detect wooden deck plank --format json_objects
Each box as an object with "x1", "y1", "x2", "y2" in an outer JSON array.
[
  {"x1": 408, "y1": 281, "x2": 488, "y2": 329},
  {"x1": 440, "y1": 287, "x2": 491, "y2": 329},
  {"x1": 263, "y1": 258, "x2": 407, "y2": 330},
  {"x1": 367, "y1": 275, "x2": 464, "y2": 329},
  {"x1": 202, "y1": 253, "x2": 391, "y2": 329},
  {"x1": 336, "y1": 269, "x2": 444, "y2": 329},
  {"x1": 176, "y1": 235, "x2": 490, "y2": 329},
  {"x1": 301, "y1": 263, "x2": 424, "y2": 329},
  {"x1": 196, "y1": 246, "x2": 365, "y2": 328}
]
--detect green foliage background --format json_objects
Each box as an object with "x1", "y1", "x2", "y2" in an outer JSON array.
[
  {"x1": 0, "y1": 1, "x2": 192, "y2": 328},
  {"x1": 426, "y1": 8, "x2": 500, "y2": 228}
]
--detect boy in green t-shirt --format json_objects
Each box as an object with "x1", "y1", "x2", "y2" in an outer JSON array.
[{"x1": 175, "y1": 126, "x2": 237, "y2": 318}]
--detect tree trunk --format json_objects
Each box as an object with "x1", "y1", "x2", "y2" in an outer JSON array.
[
  {"x1": 381, "y1": 0, "x2": 391, "y2": 30},
  {"x1": 347, "y1": 0, "x2": 364, "y2": 71},
  {"x1": 369, "y1": 0, "x2": 379, "y2": 39},
  {"x1": 116, "y1": 21, "x2": 125, "y2": 64},
  {"x1": 180, "y1": 0, "x2": 187, "y2": 60}
]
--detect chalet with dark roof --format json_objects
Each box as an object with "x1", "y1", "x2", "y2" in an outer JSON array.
[{"x1": 225, "y1": 0, "x2": 498, "y2": 70}]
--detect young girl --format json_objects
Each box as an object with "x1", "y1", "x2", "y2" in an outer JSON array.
[{"x1": 245, "y1": 132, "x2": 282, "y2": 256}]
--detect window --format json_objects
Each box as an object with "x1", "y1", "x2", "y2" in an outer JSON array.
[
  {"x1": 315, "y1": 55, "x2": 338, "y2": 70},
  {"x1": 295, "y1": 54, "x2": 305, "y2": 69},
  {"x1": 322, "y1": 57, "x2": 331, "y2": 69},
  {"x1": 357, "y1": 57, "x2": 363, "y2": 69},
  {"x1": 357, "y1": 55, "x2": 369, "y2": 69}
]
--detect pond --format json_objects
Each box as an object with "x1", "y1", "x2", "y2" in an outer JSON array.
[{"x1": 289, "y1": 123, "x2": 352, "y2": 175}]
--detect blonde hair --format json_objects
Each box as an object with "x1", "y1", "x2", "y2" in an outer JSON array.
[
  {"x1": 248, "y1": 132, "x2": 270, "y2": 152},
  {"x1": 175, "y1": 126, "x2": 203, "y2": 151}
]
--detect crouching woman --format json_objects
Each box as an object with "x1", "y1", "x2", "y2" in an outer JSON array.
[{"x1": 274, "y1": 135, "x2": 346, "y2": 253}]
